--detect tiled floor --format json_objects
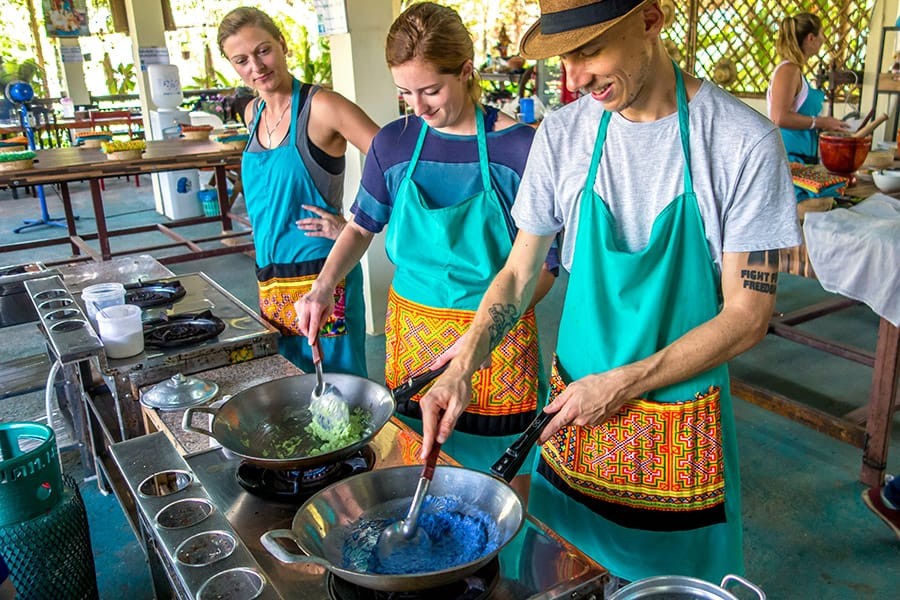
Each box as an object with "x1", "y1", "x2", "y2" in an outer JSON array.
[{"x1": 0, "y1": 178, "x2": 897, "y2": 598}]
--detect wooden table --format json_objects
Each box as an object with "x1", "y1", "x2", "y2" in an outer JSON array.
[
  {"x1": 1, "y1": 114, "x2": 142, "y2": 148},
  {"x1": 731, "y1": 176, "x2": 899, "y2": 487},
  {"x1": 0, "y1": 138, "x2": 253, "y2": 265}
]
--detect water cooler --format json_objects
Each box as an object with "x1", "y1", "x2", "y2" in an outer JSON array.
[{"x1": 147, "y1": 64, "x2": 202, "y2": 220}]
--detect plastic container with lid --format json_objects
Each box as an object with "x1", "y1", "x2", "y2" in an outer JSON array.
[{"x1": 82, "y1": 282, "x2": 125, "y2": 330}]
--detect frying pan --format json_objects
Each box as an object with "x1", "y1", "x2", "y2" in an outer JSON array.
[
  {"x1": 259, "y1": 407, "x2": 552, "y2": 592},
  {"x1": 182, "y1": 368, "x2": 447, "y2": 470}
]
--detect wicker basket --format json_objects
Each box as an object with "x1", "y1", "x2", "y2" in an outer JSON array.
[
  {"x1": 78, "y1": 138, "x2": 105, "y2": 149},
  {"x1": 105, "y1": 149, "x2": 143, "y2": 161},
  {"x1": 0, "y1": 158, "x2": 34, "y2": 172},
  {"x1": 183, "y1": 129, "x2": 212, "y2": 141},
  {"x1": 217, "y1": 140, "x2": 246, "y2": 150}
]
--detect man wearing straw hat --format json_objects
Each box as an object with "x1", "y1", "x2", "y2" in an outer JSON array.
[{"x1": 418, "y1": 0, "x2": 801, "y2": 589}]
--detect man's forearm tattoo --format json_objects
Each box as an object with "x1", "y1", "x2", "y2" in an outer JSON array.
[
  {"x1": 488, "y1": 303, "x2": 520, "y2": 348},
  {"x1": 741, "y1": 250, "x2": 780, "y2": 295}
]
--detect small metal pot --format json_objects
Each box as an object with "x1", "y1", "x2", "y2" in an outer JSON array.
[{"x1": 608, "y1": 574, "x2": 765, "y2": 600}]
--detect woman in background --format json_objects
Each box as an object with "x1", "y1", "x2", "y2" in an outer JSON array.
[
  {"x1": 295, "y1": 2, "x2": 555, "y2": 494},
  {"x1": 767, "y1": 12, "x2": 848, "y2": 164},
  {"x1": 218, "y1": 7, "x2": 379, "y2": 375}
]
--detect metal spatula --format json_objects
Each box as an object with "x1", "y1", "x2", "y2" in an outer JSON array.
[
  {"x1": 309, "y1": 337, "x2": 349, "y2": 434},
  {"x1": 376, "y1": 441, "x2": 442, "y2": 561}
]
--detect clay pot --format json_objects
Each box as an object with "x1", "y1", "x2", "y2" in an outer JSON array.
[{"x1": 819, "y1": 132, "x2": 871, "y2": 176}]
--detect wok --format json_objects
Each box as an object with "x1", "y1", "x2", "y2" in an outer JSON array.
[
  {"x1": 260, "y1": 465, "x2": 523, "y2": 592},
  {"x1": 260, "y1": 407, "x2": 553, "y2": 592},
  {"x1": 182, "y1": 368, "x2": 447, "y2": 470}
]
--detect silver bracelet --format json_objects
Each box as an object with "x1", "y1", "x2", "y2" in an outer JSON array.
[{"x1": 809, "y1": 116, "x2": 817, "y2": 130}]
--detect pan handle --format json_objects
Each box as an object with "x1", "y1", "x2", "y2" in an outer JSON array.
[
  {"x1": 391, "y1": 363, "x2": 450, "y2": 404},
  {"x1": 260, "y1": 529, "x2": 333, "y2": 569},
  {"x1": 490, "y1": 409, "x2": 554, "y2": 482},
  {"x1": 182, "y1": 405, "x2": 217, "y2": 437}
]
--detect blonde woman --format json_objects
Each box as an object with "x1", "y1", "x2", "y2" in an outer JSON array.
[
  {"x1": 767, "y1": 12, "x2": 849, "y2": 164},
  {"x1": 218, "y1": 7, "x2": 378, "y2": 376}
]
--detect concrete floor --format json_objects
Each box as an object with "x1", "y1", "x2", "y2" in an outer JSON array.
[{"x1": 0, "y1": 177, "x2": 897, "y2": 598}]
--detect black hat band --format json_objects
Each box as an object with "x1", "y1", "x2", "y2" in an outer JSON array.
[{"x1": 541, "y1": 0, "x2": 645, "y2": 35}]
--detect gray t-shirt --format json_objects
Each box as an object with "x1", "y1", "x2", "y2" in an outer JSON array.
[{"x1": 512, "y1": 81, "x2": 802, "y2": 272}]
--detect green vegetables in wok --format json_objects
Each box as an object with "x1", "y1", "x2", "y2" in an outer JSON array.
[{"x1": 233, "y1": 407, "x2": 372, "y2": 459}]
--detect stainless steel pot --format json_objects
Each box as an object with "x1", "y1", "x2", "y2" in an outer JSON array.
[
  {"x1": 608, "y1": 574, "x2": 766, "y2": 600},
  {"x1": 182, "y1": 373, "x2": 396, "y2": 470},
  {"x1": 260, "y1": 465, "x2": 524, "y2": 592}
]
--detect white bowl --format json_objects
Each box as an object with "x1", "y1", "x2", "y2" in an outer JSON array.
[{"x1": 871, "y1": 169, "x2": 900, "y2": 193}]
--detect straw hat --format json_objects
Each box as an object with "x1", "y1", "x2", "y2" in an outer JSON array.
[{"x1": 519, "y1": 0, "x2": 653, "y2": 59}]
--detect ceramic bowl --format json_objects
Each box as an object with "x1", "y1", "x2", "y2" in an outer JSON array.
[{"x1": 872, "y1": 168, "x2": 900, "y2": 193}]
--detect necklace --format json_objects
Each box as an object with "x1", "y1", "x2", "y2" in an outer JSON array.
[{"x1": 263, "y1": 100, "x2": 291, "y2": 147}]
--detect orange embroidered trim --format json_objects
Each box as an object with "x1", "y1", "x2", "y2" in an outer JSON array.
[
  {"x1": 542, "y1": 361, "x2": 725, "y2": 512},
  {"x1": 384, "y1": 287, "x2": 539, "y2": 416},
  {"x1": 258, "y1": 274, "x2": 347, "y2": 337}
]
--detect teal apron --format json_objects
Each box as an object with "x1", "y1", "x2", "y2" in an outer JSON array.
[
  {"x1": 384, "y1": 109, "x2": 546, "y2": 472},
  {"x1": 243, "y1": 79, "x2": 366, "y2": 376},
  {"x1": 779, "y1": 74, "x2": 824, "y2": 165},
  {"x1": 529, "y1": 66, "x2": 743, "y2": 583}
]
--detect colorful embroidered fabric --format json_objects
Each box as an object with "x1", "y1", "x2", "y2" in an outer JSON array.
[
  {"x1": 790, "y1": 162, "x2": 849, "y2": 196},
  {"x1": 258, "y1": 273, "x2": 347, "y2": 337},
  {"x1": 541, "y1": 360, "x2": 725, "y2": 514},
  {"x1": 384, "y1": 287, "x2": 539, "y2": 417}
]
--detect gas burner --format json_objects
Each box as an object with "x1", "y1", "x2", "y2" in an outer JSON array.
[
  {"x1": 236, "y1": 446, "x2": 376, "y2": 502},
  {"x1": 125, "y1": 279, "x2": 186, "y2": 308},
  {"x1": 0, "y1": 265, "x2": 27, "y2": 277},
  {"x1": 327, "y1": 557, "x2": 499, "y2": 600},
  {"x1": 143, "y1": 310, "x2": 226, "y2": 349}
]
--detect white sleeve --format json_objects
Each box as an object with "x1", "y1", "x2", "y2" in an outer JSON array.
[
  {"x1": 511, "y1": 115, "x2": 565, "y2": 235},
  {"x1": 721, "y1": 129, "x2": 802, "y2": 253}
]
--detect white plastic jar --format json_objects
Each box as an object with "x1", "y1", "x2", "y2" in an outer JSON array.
[
  {"x1": 82, "y1": 282, "x2": 125, "y2": 330},
  {"x1": 96, "y1": 304, "x2": 144, "y2": 359}
]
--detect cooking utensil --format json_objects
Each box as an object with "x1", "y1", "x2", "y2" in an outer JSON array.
[
  {"x1": 183, "y1": 373, "x2": 396, "y2": 470},
  {"x1": 852, "y1": 112, "x2": 888, "y2": 138},
  {"x1": 260, "y1": 464, "x2": 523, "y2": 592},
  {"x1": 182, "y1": 366, "x2": 449, "y2": 471},
  {"x1": 490, "y1": 408, "x2": 554, "y2": 481},
  {"x1": 309, "y1": 337, "x2": 350, "y2": 434},
  {"x1": 390, "y1": 362, "x2": 449, "y2": 404},
  {"x1": 375, "y1": 441, "x2": 442, "y2": 561},
  {"x1": 608, "y1": 573, "x2": 766, "y2": 600}
]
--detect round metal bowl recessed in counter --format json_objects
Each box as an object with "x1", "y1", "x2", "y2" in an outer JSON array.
[
  {"x1": 197, "y1": 568, "x2": 264, "y2": 600},
  {"x1": 39, "y1": 299, "x2": 74, "y2": 311},
  {"x1": 33, "y1": 289, "x2": 68, "y2": 301},
  {"x1": 49, "y1": 319, "x2": 87, "y2": 332},
  {"x1": 155, "y1": 498, "x2": 213, "y2": 530},
  {"x1": 44, "y1": 308, "x2": 80, "y2": 320},
  {"x1": 138, "y1": 470, "x2": 192, "y2": 497},
  {"x1": 176, "y1": 530, "x2": 236, "y2": 567}
]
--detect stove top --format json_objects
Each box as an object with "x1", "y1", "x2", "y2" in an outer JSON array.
[
  {"x1": 111, "y1": 421, "x2": 608, "y2": 600},
  {"x1": 327, "y1": 558, "x2": 500, "y2": 600},
  {"x1": 125, "y1": 279, "x2": 187, "y2": 308},
  {"x1": 237, "y1": 446, "x2": 376, "y2": 502},
  {"x1": 24, "y1": 271, "x2": 278, "y2": 376},
  {"x1": 143, "y1": 310, "x2": 227, "y2": 349}
]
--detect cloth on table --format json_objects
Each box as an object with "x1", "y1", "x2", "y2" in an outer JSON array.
[
  {"x1": 803, "y1": 194, "x2": 900, "y2": 326},
  {"x1": 790, "y1": 162, "x2": 849, "y2": 201}
]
